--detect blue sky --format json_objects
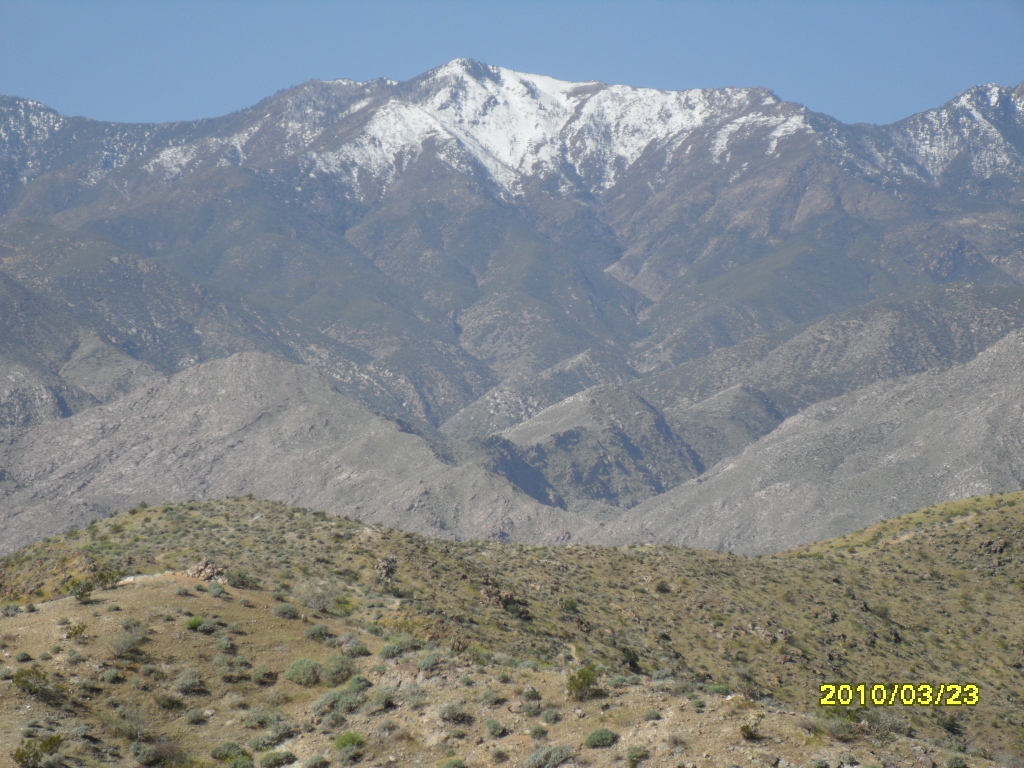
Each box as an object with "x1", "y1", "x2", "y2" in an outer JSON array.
[{"x1": 1, "y1": 0, "x2": 1022, "y2": 126}]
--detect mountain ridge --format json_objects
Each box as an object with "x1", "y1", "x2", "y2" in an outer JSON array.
[{"x1": 2, "y1": 61, "x2": 1024, "y2": 554}]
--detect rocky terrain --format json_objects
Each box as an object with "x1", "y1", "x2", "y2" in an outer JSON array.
[
  {"x1": 1, "y1": 492, "x2": 1022, "y2": 766},
  {"x1": 1, "y1": 61, "x2": 1024, "y2": 552}
]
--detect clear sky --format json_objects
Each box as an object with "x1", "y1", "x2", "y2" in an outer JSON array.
[{"x1": 1, "y1": 0, "x2": 1022, "y2": 126}]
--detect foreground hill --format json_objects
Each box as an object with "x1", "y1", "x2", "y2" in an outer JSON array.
[
  {"x1": 2, "y1": 63, "x2": 1024, "y2": 551},
  {"x1": 1, "y1": 492, "x2": 1022, "y2": 766}
]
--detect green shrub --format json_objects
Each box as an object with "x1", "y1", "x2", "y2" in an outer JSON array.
[
  {"x1": 228, "y1": 570, "x2": 261, "y2": 590},
  {"x1": 251, "y1": 665, "x2": 276, "y2": 686},
  {"x1": 12, "y1": 666, "x2": 64, "y2": 705},
  {"x1": 229, "y1": 757, "x2": 255, "y2": 768},
  {"x1": 306, "y1": 624, "x2": 332, "y2": 641},
  {"x1": 485, "y1": 717, "x2": 507, "y2": 737},
  {"x1": 323, "y1": 655, "x2": 355, "y2": 685},
  {"x1": 175, "y1": 668, "x2": 207, "y2": 695},
  {"x1": 12, "y1": 734, "x2": 62, "y2": 768},
  {"x1": 211, "y1": 741, "x2": 249, "y2": 761},
  {"x1": 14, "y1": 651, "x2": 31, "y2": 662},
  {"x1": 285, "y1": 659, "x2": 323, "y2": 687},
  {"x1": 185, "y1": 616, "x2": 205, "y2": 631},
  {"x1": 335, "y1": 732, "x2": 366, "y2": 749},
  {"x1": 945, "y1": 758, "x2": 968, "y2": 768},
  {"x1": 444, "y1": 761, "x2": 466, "y2": 768},
  {"x1": 525, "y1": 745, "x2": 574, "y2": 768},
  {"x1": 208, "y1": 583, "x2": 226, "y2": 598},
  {"x1": 644, "y1": 709, "x2": 661, "y2": 721},
  {"x1": 418, "y1": 652, "x2": 443, "y2": 671},
  {"x1": 304, "y1": 757, "x2": 330, "y2": 768},
  {"x1": 274, "y1": 604, "x2": 301, "y2": 620},
  {"x1": 567, "y1": 665, "x2": 598, "y2": 701},
  {"x1": 584, "y1": 728, "x2": 618, "y2": 748},
  {"x1": 260, "y1": 752, "x2": 297, "y2": 768},
  {"x1": 378, "y1": 643, "x2": 404, "y2": 659},
  {"x1": 479, "y1": 687, "x2": 506, "y2": 706},
  {"x1": 626, "y1": 745, "x2": 649, "y2": 767},
  {"x1": 531, "y1": 724, "x2": 548, "y2": 739}
]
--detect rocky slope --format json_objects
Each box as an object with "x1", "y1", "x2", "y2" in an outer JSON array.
[{"x1": 1, "y1": 62, "x2": 1024, "y2": 551}]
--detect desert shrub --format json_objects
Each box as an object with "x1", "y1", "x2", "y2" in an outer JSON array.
[
  {"x1": 444, "y1": 761, "x2": 466, "y2": 768},
  {"x1": 260, "y1": 752, "x2": 297, "y2": 768},
  {"x1": 368, "y1": 687, "x2": 397, "y2": 712},
  {"x1": 324, "y1": 655, "x2": 356, "y2": 685},
  {"x1": 418, "y1": 652, "x2": 443, "y2": 671},
  {"x1": 644, "y1": 709, "x2": 662, "y2": 720},
  {"x1": 567, "y1": 665, "x2": 598, "y2": 701},
  {"x1": 531, "y1": 724, "x2": 548, "y2": 739},
  {"x1": 523, "y1": 701, "x2": 542, "y2": 716},
  {"x1": 211, "y1": 741, "x2": 249, "y2": 761},
  {"x1": 185, "y1": 616, "x2": 205, "y2": 631},
  {"x1": 109, "y1": 628, "x2": 146, "y2": 658},
  {"x1": 0, "y1": 667, "x2": 14, "y2": 679},
  {"x1": 525, "y1": 745, "x2": 574, "y2": 768},
  {"x1": 335, "y1": 732, "x2": 365, "y2": 749},
  {"x1": 378, "y1": 643, "x2": 404, "y2": 659},
  {"x1": 486, "y1": 718, "x2": 508, "y2": 737},
  {"x1": 304, "y1": 757, "x2": 329, "y2": 768},
  {"x1": 584, "y1": 728, "x2": 619, "y2": 748},
  {"x1": 522, "y1": 686, "x2": 541, "y2": 701},
  {"x1": 186, "y1": 708, "x2": 207, "y2": 724},
  {"x1": 14, "y1": 651, "x2": 31, "y2": 662},
  {"x1": 175, "y1": 668, "x2": 208, "y2": 695},
  {"x1": 347, "y1": 675, "x2": 373, "y2": 694},
  {"x1": 819, "y1": 713, "x2": 856, "y2": 741},
  {"x1": 66, "y1": 577, "x2": 93, "y2": 603},
  {"x1": 306, "y1": 624, "x2": 333, "y2": 642},
  {"x1": 945, "y1": 757, "x2": 968, "y2": 768},
  {"x1": 227, "y1": 569, "x2": 261, "y2": 589},
  {"x1": 541, "y1": 707, "x2": 561, "y2": 724},
  {"x1": 102, "y1": 668, "x2": 122, "y2": 684},
  {"x1": 705, "y1": 683, "x2": 729, "y2": 695},
  {"x1": 479, "y1": 687, "x2": 506, "y2": 706},
  {"x1": 12, "y1": 735, "x2": 62, "y2": 768},
  {"x1": 177, "y1": 586, "x2": 193, "y2": 597},
  {"x1": 439, "y1": 702, "x2": 473, "y2": 724},
  {"x1": 273, "y1": 604, "x2": 300, "y2": 620},
  {"x1": 13, "y1": 666, "x2": 63, "y2": 705},
  {"x1": 626, "y1": 745, "x2": 649, "y2": 766},
  {"x1": 229, "y1": 757, "x2": 255, "y2": 768},
  {"x1": 251, "y1": 734, "x2": 282, "y2": 751},
  {"x1": 285, "y1": 659, "x2": 323, "y2": 686},
  {"x1": 208, "y1": 583, "x2": 226, "y2": 598},
  {"x1": 251, "y1": 665, "x2": 276, "y2": 686},
  {"x1": 344, "y1": 641, "x2": 371, "y2": 658}
]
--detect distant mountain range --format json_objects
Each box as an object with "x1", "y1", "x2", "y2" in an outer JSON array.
[{"x1": 1, "y1": 60, "x2": 1023, "y2": 554}]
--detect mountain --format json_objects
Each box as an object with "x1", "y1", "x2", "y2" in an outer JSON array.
[{"x1": 2, "y1": 61, "x2": 1024, "y2": 552}]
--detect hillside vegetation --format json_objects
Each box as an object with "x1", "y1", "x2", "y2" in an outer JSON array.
[{"x1": 0, "y1": 493, "x2": 1022, "y2": 767}]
